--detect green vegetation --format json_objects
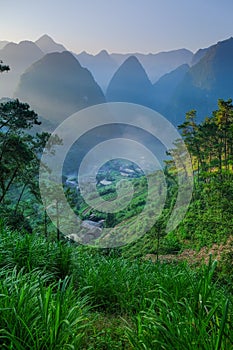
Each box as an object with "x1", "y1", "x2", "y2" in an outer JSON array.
[
  {"x1": 0, "y1": 224, "x2": 232, "y2": 349},
  {"x1": 0, "y1": 63, "x2": 233, "y2": 348},
  {"x1": 123, "y1": 99, "x2": 233, "y2": 259},
  {"x1": 0, "y1": 98, "x2": 62, "y2": 234},
  {"x1": 0, "y1": 61, "x2": 9, "y2": 73},
  {"x1": 176, "y1": 100, "x2": 233, "y2": 244}
]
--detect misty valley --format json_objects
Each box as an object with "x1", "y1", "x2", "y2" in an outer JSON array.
[{"x1": 0, "y1": 34, "x2": 233, "y2": 349}]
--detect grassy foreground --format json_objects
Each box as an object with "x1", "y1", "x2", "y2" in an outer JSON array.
[{"x1": 0, "y1": 224, "x2": 232, "y2": 349}]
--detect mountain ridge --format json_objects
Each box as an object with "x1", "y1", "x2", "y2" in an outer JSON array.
[
  {"x1": 35, "y1": 34, "x2": 67, "y2": 53},
  {"x1": 15, "y1": 51, "x2": 105, "y2": 124},
  {"x1": 0, "y1": 40, "x2": 44, "y2": 97},
  {"x1": 165, "y1": 37, "x2": 233, "y2": 124},
  {"x1": 106, "y1": 55, "x2": 155, "y2": 109}
]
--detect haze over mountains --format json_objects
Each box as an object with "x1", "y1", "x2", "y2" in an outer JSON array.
[
  {"x1": 166, "y1": 37, "x2": 233, "y2": 124},
  {"x1": 75, "y1": 50, "x2": 118, "y2": 92},
  {"x1": 106, "y1": 56, "x2": 155, "y2": 109},
  {"x1": 15, "y1": 51, "x2": 105, "y2": 124},
  {"x1": 35, "y1": 34, "x2": 67, "y2": 54},
  {"x1": 153, "y1": 63, "x2": 190, "y2": 114},
  {"x1": 1, "y1": 34, "x2": 233, "y2": 129},
  {"x1": 76, "y1": 48, "x2": 193, "y2": 92},
  {"x1": 0, "y1": 35, "x2": 194, "y2": 96},
  {"x1": 0, "y1": 41, "x2": 44, "y2": 97},
  {"x1": 191, "y1": 47, "x2": 209, "y2": 66},
  {"x1": 111, "y1": 49, "x2": 193, "y2": 83},
  {"x1": 0, "y1": 41, "x2": 9, "y2": 50}
]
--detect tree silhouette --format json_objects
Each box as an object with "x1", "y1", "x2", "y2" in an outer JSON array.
[{"x1": 0, "y1": 60, "x2": 9, "y2": 73}]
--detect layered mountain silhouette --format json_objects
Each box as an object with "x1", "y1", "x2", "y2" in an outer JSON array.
[
  {"x1": 153, "y1": 64, "x2": 190, "y2": 114},
  {"x1": 106, "y1": 56, "x2": 155, "y2": 109},
  {"x1": 0, "y1": 41, "x2": 9, "y2": 50},
  {"x1": 75, "y1": 50, "x2": 118, "y2": 92},
  {"x1": 166, "y1": 37, "x2": 233, "y2": 125},
  {"x1": 191, "y1": 47, "x2": 208, "y2": 66},
  {"x1": 111, "y1": 49, "x2": 193, "y2": 83},
  {"x1": 0, "y1": 41, "x2": 44, "y2": 97},
  {"x1": 35, "y1": 34, "x2": 66, "y2": 53},
  {"x1": 15, "y1": 51, "x2": 105, "y2": 124},
  {"x1": 75, "y1": 49, "x2": 193, "y2": 91},
  {"x1": 1, "y1": 34, "x2": 233, "y2": 130}
]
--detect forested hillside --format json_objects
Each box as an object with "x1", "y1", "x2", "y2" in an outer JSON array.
[{"x1": 0, "y1": 58, "x2": 233, "y2": 349}]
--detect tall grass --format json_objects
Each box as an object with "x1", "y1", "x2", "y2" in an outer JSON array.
[
  {"x1": 0, "y1": 222, "x2": 232, "y2": 349},
  {"x1": 0, "y1": 222, "x2": 74, "y2": 279},
  {"x1": 75, "y1": 252, "x2": 233, "y2": 348},
  {"x1": 126, "y1": 262, "x2": 233, "y2": 349},
  {"x1": 0, "y1": 268, "x2": 91, "y2": 349}
]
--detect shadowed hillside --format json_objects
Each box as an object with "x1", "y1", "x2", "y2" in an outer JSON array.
[
  {"x1": 106, "y1": 56, "x2": 155, "y2": 109},
  {"x1": 0, "y1": 41, "x2": 44, "y2": 97},
  {"x1": 167, "y1": 37, "x2": 233, "y2": 124},
  {"x1": 15, "y1": 51, "x2": 105, "y2": 124}
]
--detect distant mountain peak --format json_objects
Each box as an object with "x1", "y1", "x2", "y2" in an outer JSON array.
[
  {"x1": 117, "y1": 55, "x2": 151, "y2": 78},
  {"x1": 0, "y1": 40, "x2": 44, "y2": 98},
  {"x1": 1, "y1": 40, "x2": 44, "y2": 58},
  {"x1": 36, "y1": 34, "x2": 56, "y2": 44},
  {"x1": 191, "y1": 39, "x2": 233, "y2": 67},
  {"x1": 38, "y1": 34, "x2": 52, "y2": 39},
  {"x1": 15, "y1": 50, "x2": 105, "y2": 123},
  {"x1": 18, "y1": 40, "x2": 43, "y2": 50},
  {"x1": 106, "y1": 55, "x2": 155, "y2": 108},
  {"x1": 19, "y1": 40, "x2": 34, "y2": 44},
  {"x1": 32, "y1": 51, "x2": 83, "y2": 71},
  {"x1": 166, "y1": 36, "x2": 233, "y2": 125},
  {"x1": 217, "y1": 36, "x2": 233, "y2": 45},
  {"x1": 96, "y1": 49, "x2": 109, "y2": 57},
  {"x1": 80, "y1": 50, "x2": 88, "y2": 55},
  {"x1": 35, "y1": 34, "x2": 66, "y2": 53},
  {"x1": 75, "y1": 49, "x2": 118, "y2": 92},
  {"x1": 123, "y1": 55, "x2": 143, "y2": 65}
]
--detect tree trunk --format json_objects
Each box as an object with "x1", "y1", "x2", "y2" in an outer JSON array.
[
  {"x1": 14, "y1": 183, "x2": 27, "y2": 214},
  {"x1": 56, "y1": 200, "x2": 60, "y2": 241},
  {"x1": 0, "y1": 167, "x2": 18, "y2": 203}
]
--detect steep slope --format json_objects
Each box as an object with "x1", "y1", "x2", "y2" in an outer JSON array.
[
  {"x1": 191, "y1": 48, "x2": 208, "y2": 66},
  {"x1": 111, "y1": 49, "x2": 193, "y2": 83},
  {"x1": 106, "y1": 55, "x2": 155, "y2": 109},
  {"x1": 15, "y1": 51, "x2": 105, "y2": 124},
  {"x1": 153, "y1": 64, "x2": 190, "y2": 114},
  {"x1": 0, "y1": 41, "x2": 44, "y2": 97},
  {"x1": 35, "y1": 34, "x2": 66, "y2": 53},
  {"x1": 0, "y1": 41, "x2": 9, "y2": 50},
  {"x1": 167, "y1": 37, "x2": 233, "y2": 125},
  {"x1": 75, "y1": 50, "x2": 118, "y2": 92}
]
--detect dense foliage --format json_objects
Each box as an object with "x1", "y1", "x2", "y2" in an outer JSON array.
[
  {"x1": 124, "y1": 99, "x2": 233, "y2": 257},
  {"x1": 175, "y1": 99, "x2": 233, "y2": 245},
  {"x1": 0, "y1": 59, "x2": 233, "y2": 349},
  {"x1": 0, "y1": 224, "x2": 232, "y2": 349}
]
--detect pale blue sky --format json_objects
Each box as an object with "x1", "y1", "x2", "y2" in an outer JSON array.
[{"x1": 1, "y1": 0, "x2": 233, "y2": 54}]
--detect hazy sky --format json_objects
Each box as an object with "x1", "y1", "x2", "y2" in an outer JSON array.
[{"x1": 1, "y1": 0, "x2": 233, "y2": 54}]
